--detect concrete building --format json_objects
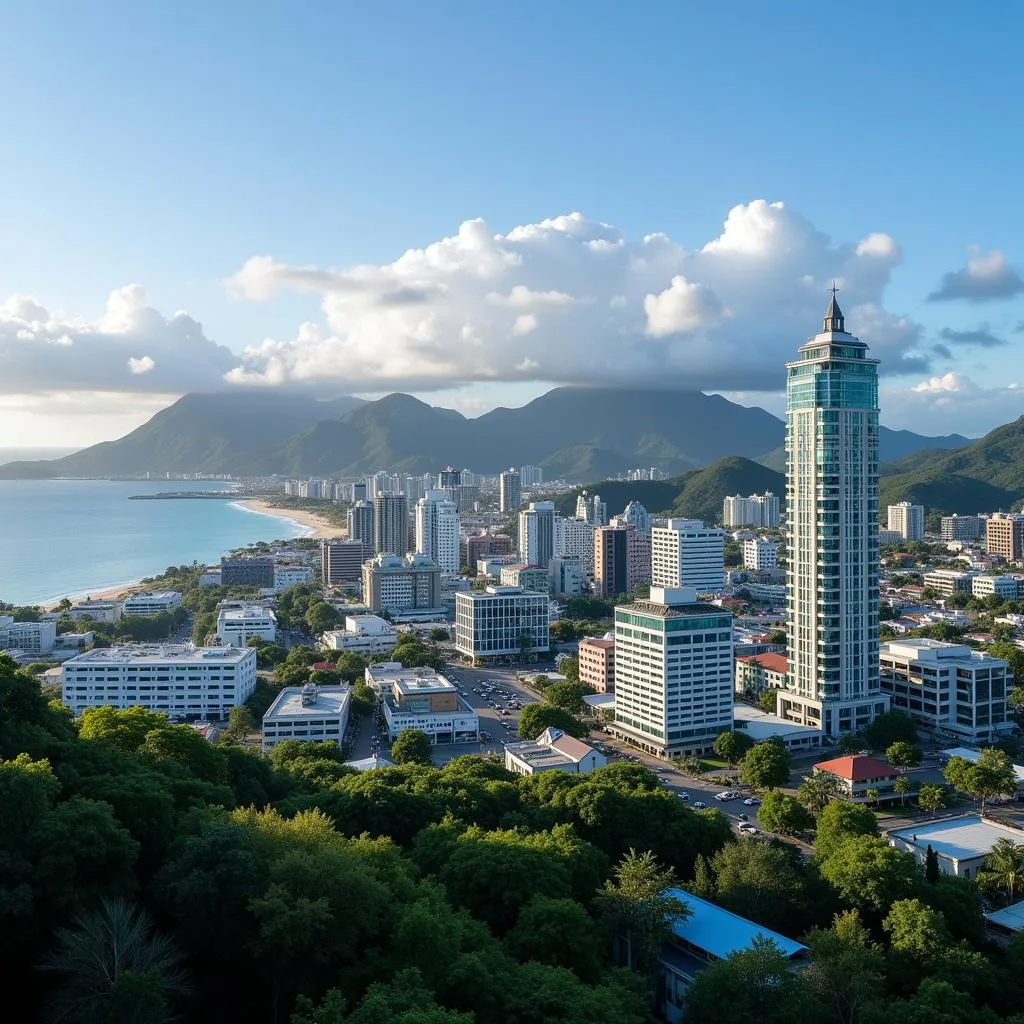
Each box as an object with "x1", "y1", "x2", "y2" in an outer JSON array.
[
  {"x1": 576, "y1": 490, "x2": 608, "y2": 527},
  {"x1": 499, "y1": 564, "x2": 550, "y2": 593},
  {"x1": 322, "y1": 539, "x2": 374, "y2": 588},
  {"x1": 362, "y1": 553, "x2": 443, "y2": 616},
  {"x1": 594, "y1": 524, "x2": 630, "y2": 598},
  {"x1": 69, "y1": 600, "x2": 123, "y2": 623},
  {"x1": 732, "y1": 704, "x2": 822, "y2": 751},
  {"x1": 261, "y1": 683, "x2": 351, "y2": 751},
  {"x1": 578, "y1": 634, "x2": 615, "y2": 693},
  {"x1": 499, "y1": 469, "x2": 522, "y2": 513},
  {"x1": 878, "y1": 530, "x2": 903, "y2": 545},
  {"x1": 722, "y1": 492, "x2": 781, "y2": 529},
  {"x1": 221, "y1": 556, "x2": 275, "y2": 588},
  {"x1": 321, "y1": 615, "x2": 399, "y2": 654},
  {"x1": 549, "y1": 555, "x2": 585, "y2": 597},
  {"x1": 986, "y1": 514, "x2": 1024, "y2": 561},
  {"x1": 505, "y1": 727, "x2": 607, "y2": 776},
  {"x1": 61, "y1": 644, "x2": 257, "y2": 719},
  {"x1": 367, "y1": 662, "x2": 479, "y2": 742},
  {"x1": 519, "y1": 464, "x2": 543, "y2": 486},
  {"x1": 879, "y1": 638, "x2": 1013, "y2": 744},
  {"x1": 923, "y1": 569, "x2": 976, "y2": 596},
  {"x1": 215, "y1": 604, "x2": 277, "y2": 647},
  {"x1": 734, "y1": 652, "x2": 788, "y2": 697},
  {"x1": 415, "y1": 490, "x2": 460, "y2": 573},
  {"x1": 274, "y1": 565, "x2": 314, "y2": 589},
  {"x1": 464, "y1": 532, "x2": 513, "y2": 569},
  {"x1": 626, "y1": 526, "x2": 653, "y2": 592},
  {"x1": 651, "y1": 520, "x2": 725, "y2": 595},
  {"x1": 888, "y1": 815, "x2": 1024, "y2": 880},
  {"x1": 454, "y1": 586, "x2": 550, "y2": 662},
  {"x1": 612, "y1": 586, "x2": 734, "y2": 758},
  {"x1": 887, "y1": 502, "x2": 925, "y2": 541},
  {"x1": 972, "y1": 574, "x2": 1020, "y2": 599},
  {"x1": 519, "y1": 501, "x2": 558, "y2": 567},
  {"x1": 0, "y1": 616, "x2": 57, "y2": 654},
  {"x1": 373, "y1": 492, "x2": 410, "y2": 556},
  {"x1": 780, "y1": 295, "x2": 889, "y2": 737},
  {"x1": 556, "y1": 517, "x2": 597, "y2": 574},
  {"x1": 742, "y1": 538, "x2": 778, "y2": 571},
  {"x1": 347, "y1": 499, "x2": 374, "y2": 545},
  {"x1": 122, "y1": 591, "x2": 183, "y2": 617},
  {"x1": 812, "y1": 754, "x2": 899, "y2": 803},
  {"x1": 618, "y1": 500, "x2": 653, "y2": 534},
  {"x1": 942, "y1": 515, "x2": 985, "y2": 542}
]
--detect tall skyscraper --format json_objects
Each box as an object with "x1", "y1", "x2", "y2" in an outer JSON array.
[
  {"x1": 594, "y1": 525, "x2": 630, "y2": 598},
  {"x1": 651, "y1": 519, "x2": 724, "y2": 594},
  {"x1": 518, "y1": 501, "x2": 557, "y2": 567},
  {"x1": 780, "y1": 293, "x2": 888, "y2": 737},
  {"x1": 351, "y1": 481, "x2": 367, "y2": 503},
  {"x1": 373, "y1": 492, "x2": 409, "y2": 556},
  {"x1": 985, "y1": 514, "x2": 1024, "y2": 561},
  {"x1": 438, "y1": 467, "x2": 461, "y2": 489},
  {"x1": 415, "y1": 490, "x2": 460, "y2": 573},
  {"x1": 555, "y1": 517, "x2": 596, "y2": 574},
  {"x1": 499, "y1": 470, "x2": 522, "y2": 513},
  {"x1": 519, "y1": 465, "x2": 544, "y2": 487},
  {"x1": 887, "y1": 502, "x2": 924, "y2": 541},
  {"x1": 347, "y1": 499, "x2": 374, "y2": 545}
]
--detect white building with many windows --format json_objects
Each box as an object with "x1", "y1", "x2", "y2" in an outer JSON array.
[
  {"x1": 743, "y1": 538, "x2": 778, "y2": 571},
  {"x1": 60, "y1": 644, "x2": 257, "y2": 719},
  {"x1": 365, "y1": 663, "x2": 479, "y2": 743},
  {"x1": 971, "y1": 574, "x2": 1020, "y2": 599},
  {"x1": 454, "y1": 586, "x2": 550, "y2": 662},
  {"x1": 261, "y1": 683, "x2": 351, "y2": 751},
  {"x1": 69, "y1": 600, "x2": 123, "y2": 623},
  {"x1": 321, "y1": 615, "x2": 398, "y2": 654},
  {"x1": 519, "y1": 501, "x2": 558, "y2": 567},
  {"x1": 274, "y1": 565, "x2": 315, "y2": 589},
  {"x1": 215, "y1": 604, "x2": 277, "y2": 647},
  {"x1": 887, "y1": 502, "x2": 925, "y2": 541},
  {"x1": 555, "y1": 517, "x2": 596, "y2": 574},
  {"x1": 505, "y1": 728, "x2": 607, "y2": 776},
  {"x1": 611, "y1": 586, "x2": 734, "y2": 758},
  {"x1": 122, "y1": 591, "x2": 183, "y2": 617},
  {"x1": 722, "y1": 492, "x2": 781, "y2": 528},
  {"x1": 0, "y1": 616, "x2": 57, "y2": 654},
  {"x1": 651, "y1": 520, "x2": 725, "y2": 595},
  {"x1": 415, "y1": 490, "x2": 460, "y2": 573}
]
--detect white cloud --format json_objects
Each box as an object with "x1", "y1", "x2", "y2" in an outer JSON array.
[
  {"x1": 884, "y1": 372, "x2": 1022, "y2": 435},
  {"x1": 127, "y1": 355, "x2": 156, "y2": 375},
  {"x1": 928, "y1": 247, "x2": 1024, "y2": 302},
  {"x1": 225, "y1": 200, "x2": 923, "y2": 392}
]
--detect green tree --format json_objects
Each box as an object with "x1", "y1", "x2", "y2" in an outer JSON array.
[
  {"x1": 924, "y1": 845, "x2": 940, "y2": 884},
  {"x1": 391, "y1": 729, "x2": 434, "y2": 766},
  {"x1": 944, "y1": 748, "x2": 1017, "y2": 812},
  {"x1": 226, "y1": 704, "x2": 256, "y2": 742},
  {"x1": 814, "y1": 801, "x2": 878, "y2": 860},
  {"x1": 977, "y1": 836, "x2": 1024, "y2": 904},
  {"x1": 40, "y1": 898, "x2": 191, "y2": 1024},
  {"x1": 797, "y1": 770, "x2": 843, "y2": 815},
  {"x1": 559, "y1": 655, "x2": 580, "y2": 685},
  {"x1": 712, "y1": 730, "x2": 755, "y2": 766},
  {"x1": 79, "y1": 706, "x2": 167, "y2": 754},
  {"x1": 305, "y1": 601, "x2": 339, "y2": 636},
  {"x1": 739, "y1": 738, "x2": 791, "y2": 790},
  {"x1": 768, "y1": 629, "x2": 787, "y2": 646},
  {"x1": 543, "y1": 681, "x2": 591, "y2": 716},
  {"x1": 883, "y1": 897, "x2": 951, "y2": 958},
  {"x1": 803, "y1": 911, "x2": 884, "y2": 1024},
  {"x1": 757, "y1": 687, "x2": 780, "y2": 714},
  {"x1": 893, "y1": 774, "x2": 913, "y2": 807},
  {"x1": 1007, "y1": 685, "x2": 1024, "y2": 723},
  {"x1": 917, "y1": 783, "x2": 946, "y2": 814},
  {"x1": 758, "y1": 791, "x2": 814, "y2": 836},
  {"x1": 517, "y1": 702, "x2": 585, "y2": 740},
  {"x1": 595, "y1": 848, "x2": 688, "y2": 979},
  {"x1": 818, "y1": 836, "x2": 921, "y2": 913},
  {"x1": 504, "y1": 894, "x2": 605, "y2": 982},
  {"x1": 860, "y1": 980, "x2": 979, "y2": 1024},
  {"x1": 427, "y1": 628, "x2": 449, "y2": 642},
  {"x1": 861, "y1": 710, "x2": 917, "y2": 751},
  {"x1": 886, "y1": 740, "x2": 922, "y2": 770}
]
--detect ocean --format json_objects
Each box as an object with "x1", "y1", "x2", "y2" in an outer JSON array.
[{"x1": 0, "y1": 479, "x2": 310, "y2": 606}]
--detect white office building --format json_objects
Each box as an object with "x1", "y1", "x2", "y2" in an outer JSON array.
[
  {"x1": 454, "y1": 586, "x2": 550, "y2": 662},
  {"x1": 505, "y1": 728, "x2": 607, "y2": 776},
  {"x1": 69, "y1": 600, "x2": 124, "y2": 623},
  {"x1": 0, "y1": 616, "x2": 57, "y2": 654},
  {"x1": 743, "y1": 538, "x2": 778, "y2": 571},
  {"x1": 261, "y1": 683, "x2": 351, "y2": 751},
  {"x1": 122, "y1": 591, "x2": 183, "y2": 617},
  {"x1": 549, "y1": 556, "x2": 585, "y2": 597},
  {"x1": 972, "y1": 574, "x2": 1020, "y2": 599},
  {"x1": 780, "y1": 294, "x2": 889, "y2": 737},
  {"x1": 651, "y1": 519, "x2": 725, "y2": 595},
  {"x1": 366, "y1": 663, "x2": 479, "y2": 743},
  {"x1": 519, "y1": 501, "x2": 558, "y2": 567},
  {"x1": 321, "y1": 615, "x2": 399, "y2": 654},
  {"x1": 887, "y1": 502, "x2": 925, "y2": 542},
  {"x1": 215, "y1": 604, "x2": 277, "y2": 647},
  {"x1": 415, "y1": 490, "x2": 460, "y2": 573},
  {"x1": 611, "y1": 586, "x2": 734, "y2": 758},
  {"x1": 362, "y1": 553, "x2": 444, "y2": 616},
  {"x1": 275, "y1": 565, "x2": 314, "y2": 589},
  {"x1": 879, "y1": 638, "x2": 1013, "y2": 745},
  {"x1": 60, "y1": 644, "x2": 257, "y2": 719},
  {"x1": 555, "y1": 517, "x2": 596, "y2": 574},
  {"x1": 722, "y1": 492, "x2": 781, "y2": 528}
]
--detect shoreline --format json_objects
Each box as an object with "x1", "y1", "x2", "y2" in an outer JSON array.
[
  {"x1": 41, "y1": 579, "x2": 146, "y2": 611},
  {"x1": 232, "y1": 499, "x2": 347, "y2": 540}
]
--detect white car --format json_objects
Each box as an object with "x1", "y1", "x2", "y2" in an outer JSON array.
[
  {"x1": 743, "y1": 797, "x2": 760, "y2": 806},
  {"x1": 737, "y1": 823, "x2": 758, "y2": 833},
  {"x1": 677, "y1": 792, "x2": 691, "y2": 801}
]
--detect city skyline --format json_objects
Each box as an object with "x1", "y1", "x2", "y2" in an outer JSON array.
[{"x1": 3, "y1": 4, "x2": 1024, "y2": 445}]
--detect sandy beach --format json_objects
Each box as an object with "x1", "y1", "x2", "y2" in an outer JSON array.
[
  {"x1": 234, "y1": 499, "x2": 347, "y2": 540},
  {"x1": 42, "y1": 581, "x2": 144, "y2": 611}
]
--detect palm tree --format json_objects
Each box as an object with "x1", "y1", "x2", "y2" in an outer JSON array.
[
  {"x1": 41, "y1": 898, "x2": 191, "y2": 1023},
  {"x1": 978, "y1": 838, "x2": 1024, "y2": 904},
  {"x1": 797, "y1": 770, "x2": 843, "y2": 815},
  {"x1": 864, "y1": 787, "x2": 880, "y2": 809}
]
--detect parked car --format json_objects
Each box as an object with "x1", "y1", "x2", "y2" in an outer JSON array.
[
  {"x1": 693, "y1": 801, "x2": 708, "y2": 809},
  {"x1": 677, "y1": 792, "x2": 691, "y2": 801}
]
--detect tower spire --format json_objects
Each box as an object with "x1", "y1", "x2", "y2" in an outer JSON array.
[{"x1": 823, "y1": 281, "x2": 845, "y2": 333}]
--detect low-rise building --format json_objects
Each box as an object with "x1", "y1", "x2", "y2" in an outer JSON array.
[
  {"x1": 888, "y1": 815, "x2": 1024, "y2": 880},
  {"x1": 734, "y1": 652, "x2": 788, "y2": 697},
  {"x1": 61, "y1": 644, "x2": 257, "y2": 719},
  {"x1": 880, "y1": 639, "x2": 1013, "y2": 745},
  {"x1": 499, "y1": 563, "x2": 550, "y2": 593},
  {"x1": 0, "y1": 616, "x2": 57, "y2": 654},
  {"x1": 733, "y1": 704, "x2": 822, "y2": 750},
  {"x1": 942, "y1": 515, "x2": 985, "y2": 542},
  {"x1": 578, "y1": 634, "x2": 615, "y2": 693},
  {"x1": 923, "y1": 569, "x2": 976, "y2": 596},
  {"x1": 972, "y1": 574, "x2": 1020, "y2": 599},
  {"x1": 454, "y1": 586, "x2": 550, "y2": 663},
  {"x1": 274, "y1": 565, "x2": 315, "y2": 589},
  {"x1": 261, "y1": 683, "x2": 351, "y2": 751},
  {"x1": 504, "y1": 727, "x2": 607, "y2": 776},
  {"x1": 56, "y1": 631, "x2": 94, "y2": 648},
  {"x1": 366, "y1": 662, "x2": 479, "y2": 743},
  {"x1": 321, "y1": 615, "x2": 398, "y2": 655},
  {"x1": 742, "y1": 539, "x2": 778, "y2": 571},
  {"x1": 121, "y1": 591, "x2": 183, "y2": 617},
  {"x1": 220, "y1": 556, "x2": 276, "y2": 588},
  {"x1": 69, "y1": 600, "x2": 123, "y2": 623},
  {"x1": 215, "y1": 604, "x2": 277, "y2": 647},
  {"x1": 812, "y1": 754, "x2": 900, "y2": 803}
]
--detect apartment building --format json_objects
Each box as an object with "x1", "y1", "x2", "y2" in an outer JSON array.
[
  {"x1": 519, "y1": 501, "x2": 558, "y2": 567},
  {"x1": 722, "y1": 492, "x2": 781, "y2": 528},
  {"x1": 362, "y1": 553, "x2": 443, "y2": 616},
  {"x1": 923, "y1": 569, "x2": 976, "y2": 596},
  {"x1": 464, "y1": 532, "x2": 513, "y2": 568},
  {"x1": 578, "y1": 634, "x2": 615, "y2": 693},
  {"x1": 321, "y1": 615, "x2": 398, "y2": 654},
  {"x1": 499, "y1": 564, "x2": 550, "y2": 593},
  {"x1": 941, "y1": 515, "x2": 985, "y2": 542},
  {"x1": 261, "y1": 683, "x2": 351, "y2": 751},
  {"x1": 454, "y1": 587, "x2": 550, "y2": 662},
  {"x1": 549, "y1": 555, "x2": 585, "y2": 597},
  {"x1": 499, "y1": 469, "x2": 522, "y2": 513},
  {"x1": 122, "y1": 591, "x2": 183, "y2": 617},
  {"x1": 594, "y1": 525, "x2": 630, "y2": 598},
  {"x1": 734, "y1": 652, "x2": 788, "y2": 697},
  {"x1": 556, "y1": 517, "x2": 597, "y2": 574},
  {"x1": 887, "y1": 502, "x2": 925, "y2": 541},
  {"x1": 651, "y1": 520, "x2": 725, "y2": 595},
  {"x1": 321, "y1": 539, "x2": 374, "y2": 588},
  {"x1": 373, "y1": 493, "x2": 410, "y2": 556},
  {"x1": 346, "y1": 500, "x2": 374, "y2": 545},
  {"x1": 0, "y1": 616, "x2": 57, "y2": 654},
  {"x1": 415, "y1": 490, "x2": 460, "y2": 573},
  {"x1": 215, "y1": 604, "x2": 277, "y2": 647},
  {"x1": 971, "y1": 574, "x2": 1020, "y2": 599},
  {"x1": 986, "y1": 514, "x2": 1024, "y2": 561},
  {"x1": 69, "y1": 600, "x2": 123, "y2": 623},
  {"x1": 742, "y1": 538, "x2": 778, "y2": 571},
  {"x1": 221, "y1": 556, "x2": 276, "y2": 588}
]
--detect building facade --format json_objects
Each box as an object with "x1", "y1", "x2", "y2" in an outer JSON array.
[
  {"x1": 122, "y1": 591, "x2": 183, "y2": 617},
  {"x1": 504, "y1": 728, "x2": 607, "y2": 775},
  {"x1": 261, "y1": 684, "x2": 351, "y2": 751},
  {"x1": 986, "y1": 514, "x2": 1024, "y2": 561},
  {"x1": 454, "y1": 587, "x2": 550, "y2": 662},
  {"x1": 813, "y1": 754, "x2": 899, "y2": 802},
  {"x1": 972, "y1": 574, "x2": 1020, "y2": 599},
  {"x1": 499, "y1": 564, "x2": 550, "y2": 593},
  {"x1": 519, "y1": 501, "x2": 558, "y2": 567},
  {"x1": 362, "y1": 553, "x2": 443, "y2": 615},
  {"x1": 734, "y1": 652, "x2": 788, "y2": 697},
  {"x1": 321, "y1": 540, "x2": 373, "y2": 588},
  {"x1": 0, "y1": 617, "x2": 57, "y2": 654},
  {"x1": 367, "y1": 662, "x2": 479, "y2": 742},
  {"x1": 556, "y1": 517, "x2": 597, "y2": 574},
  {"x1": 612, "y1": 586, "x2": 734, "y2": 758},
  {"x1": 781, "y1": 295, "x2": 888, "y2": 737},
  {"x1": 594, "y1": 525, "x2": 630, "y2": 598},
  {"x1": 887, "y1": 502, "x2": 925, "y2": 541},
  {"x1": 221, "y1": 557, "x2": 276, "y2": 588},
  {"x1": 549, "y1": 555, "x2": 585, "y2": 597},
  {"x1": 321, "y1": 614, "x2": 398, "y2": 654},
  {"x1": 578, "y1": 634, "x2": 615, "y2": 693},
  {"x1": 941, "y1": 515, "x2": 985, "y2": 542},
  {"x1": 742, "y1": 538, "x2": 778, "y2": 571},
  {"x1": 651, "y1": 519, "x2": 725, "y2": 595},
  {"x1": 347, "y1": 500, "x2": 374, "y2": 545},
  {"x1": 373, "y1": 492, "x2": 410, "y2": 556},
  {"x1": 722, "y1": 492, "x2": 781, "y2": 528},
  {"x1": 69, "y1": 600, "x2": 123, "y2": 623},
  {"x1": 499, "y1": 470, "x2": 522, "y2": 513},
  {"x1": 464, "y1": 532, "x2": 513, "y2": 568},
  {"x1": 215, "y1": 605, "x2": 277, "y2": 647},
  {"x1": 923, "y1": 569, "x2": 976, "y2": 596},
  {"x1": 415, "y1": 490, "x2": 460, "y2": 573}
]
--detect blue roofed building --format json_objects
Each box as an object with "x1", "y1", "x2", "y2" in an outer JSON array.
[{"x1": 659, "y1": 889, "x2": 809, "y2": 1022}]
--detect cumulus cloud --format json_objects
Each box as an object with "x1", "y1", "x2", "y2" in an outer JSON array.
[
  {"x1": 928, "y1": 248, "x2": 1024, "y2": 302},
  {"x1": 225, "y1": 200, "x2": 926, "y2": 392},
  {"x1": 937, "y1": 325, "x2": 1006, "y2": 348},
  {"x1": 0, "y1": 286, "x2": 237, "y2": 394},
  {"x1": 883, "y1": 372, "x2": 1023, "y2": 435}
]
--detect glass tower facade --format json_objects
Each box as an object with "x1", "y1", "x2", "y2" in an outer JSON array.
[{"x1": 780, "y1": 295, "x2": 889, "y2": 736}]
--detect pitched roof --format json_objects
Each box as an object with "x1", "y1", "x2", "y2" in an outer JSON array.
[
  {"x1": 813, "y1": 754, "x2": 896, "y2": 781},
  {"x1": 736, "y1": 652, "x2": 788, "y2": 674},
  {"x1": 538, "y1": 727, "x2": 596, "y2": 762}
]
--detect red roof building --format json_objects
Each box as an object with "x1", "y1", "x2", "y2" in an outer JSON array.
[{"x1": 812, "y1": 754, "x2": 899, "y2": 802}]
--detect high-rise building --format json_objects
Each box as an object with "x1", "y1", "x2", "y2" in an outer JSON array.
[
  {"x1": 887, "y1": 502, "x2": 925, "y2": 541},
  {"x1": 549, "y1": 555, "x2": 585, "y2": 597},
  {"x1": 519, "y1": 501, "x2": 558, "y2": 567},
  {"x1": 651, "y1": 520, "x2": 724, "y2": 594},
  {"x1": 403, "y1": 475, "x2": 425, "y2": 503},
  {"x1": 618, "y1": 501, "x2": 653, "y2": 533},
  {"x1": 556, "y1": 517, "x2": 596, "y2": 574},
  {"x1": 499, "y1": 470, "x2": 522, "y2": 513},
  {"x1": 464, "y1": 532, "x2": 513, "y2": 568},
  {"x1": 321, "y1": 540, "x2": 373, "y2": 587},
  {"x1": 351, "y1": 481, "x2": 367, "y2": 503},
  {"x1": 626, "y1": 528, "x2": 652, "y2": 592},
  {"x1": 780, "y1": 293, "x2": 888, "y2": 737},
  {"x1": 519, "y1": 465, "x2": 544, "y2": 487},
  {"x1": 612, "y1": 586, "x2": 734, "y2": 757},
  {"x1": 575, "y1": 490, "x2": 607, "y2": 526},
  {"x1": 722, "y1": 492, "x2": 781, "y2": 528},
  {"x1": 438, "y1": 467, "x2": 461, "y2": 489},
  {"x1": 347, "y1": 499, "x2": 374, "y2": 545},
  {"x1": 362, "y1": 553, "x2": 442, "y2": 615},
  {"x1": 415, "y1": 490, "x2": 460, "y2": 573},
  {"x1": 743, "y1": 538, "x2": 778, "y2": 571},
  {"x1": 594, "y1": 525, "x2": 630, "y2": 598},
  {"x1": 985, "y1": 514, "x2": 1024, "y2": 561},
  {"x1": 940, "y1": 514, "x2": 985, "y2": 542},
  {"x1": 373, "y1": 493, "x2": 409, "y2": 556},
  {"x1": 454, "y1": 587, "x2": 550, "y2": 662}
]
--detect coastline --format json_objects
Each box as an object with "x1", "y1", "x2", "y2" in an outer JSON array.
[
  {"x1": 232, "y1": 499, "x2": 347, "y2": 540},
  {"x1": 41, "y1": 579, "x2": 145, "y2": 611}
]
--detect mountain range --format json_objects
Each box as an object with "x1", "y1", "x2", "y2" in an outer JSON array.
[{"x1": 0, "y1": 387, "x2": 974, "y2": 482}]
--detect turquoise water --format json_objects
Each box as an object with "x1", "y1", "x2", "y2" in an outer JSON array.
[{"x1": 0, "y1": 480, "x2": 309, "y2": 605}]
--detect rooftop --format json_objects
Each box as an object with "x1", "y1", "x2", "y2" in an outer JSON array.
[
  {"x1": 620, "y1": 600, "x2": 728, "y2": 620},
  {"x1": 64, "y1": 644, "x2": 254, "y2": 665},
  {"x1": 580, "y1": 636, "x2": 615, "y2": 650},
  {"x1": 736, "y1": 652, "x2": 788, "y2": 674},
  {"x1": 123, "y1": 590, "x2": 181, "y2": 602},
  {"x1": 889, "y1": 815, "x2": 1024, "y2": 862},
  {"x1": 941, "y1": 748, "x2": 1024, "y2": 784},
  {"x1": 813, "y1": 754, "x2": 896, "y2": 781},
  {"x1": 345, "y1": 755, "x2": 396, "y2": 772},
  {"x1": 263, "y1": 684, "x2": 351, "y2": 721},
  {"x1": 219, "y1": 605, "x2": 277, "y2": 620},
  {"x1": 985, "y1": 899, "x2": 1024, "y2": 933},
  {"x1": 507, "y1": 728, "x2": 598, "y2": 769},
  {"x1": 391, "y1": 674, "x2": 456, "y2": 696},
  {"x1": 734, "y1": 704, "x2": 821, "y2": 741}
]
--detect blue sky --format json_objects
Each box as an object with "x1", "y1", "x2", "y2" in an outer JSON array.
[{"x1": 2, "y1": 0, "x2": 1023, "y2": 444}]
